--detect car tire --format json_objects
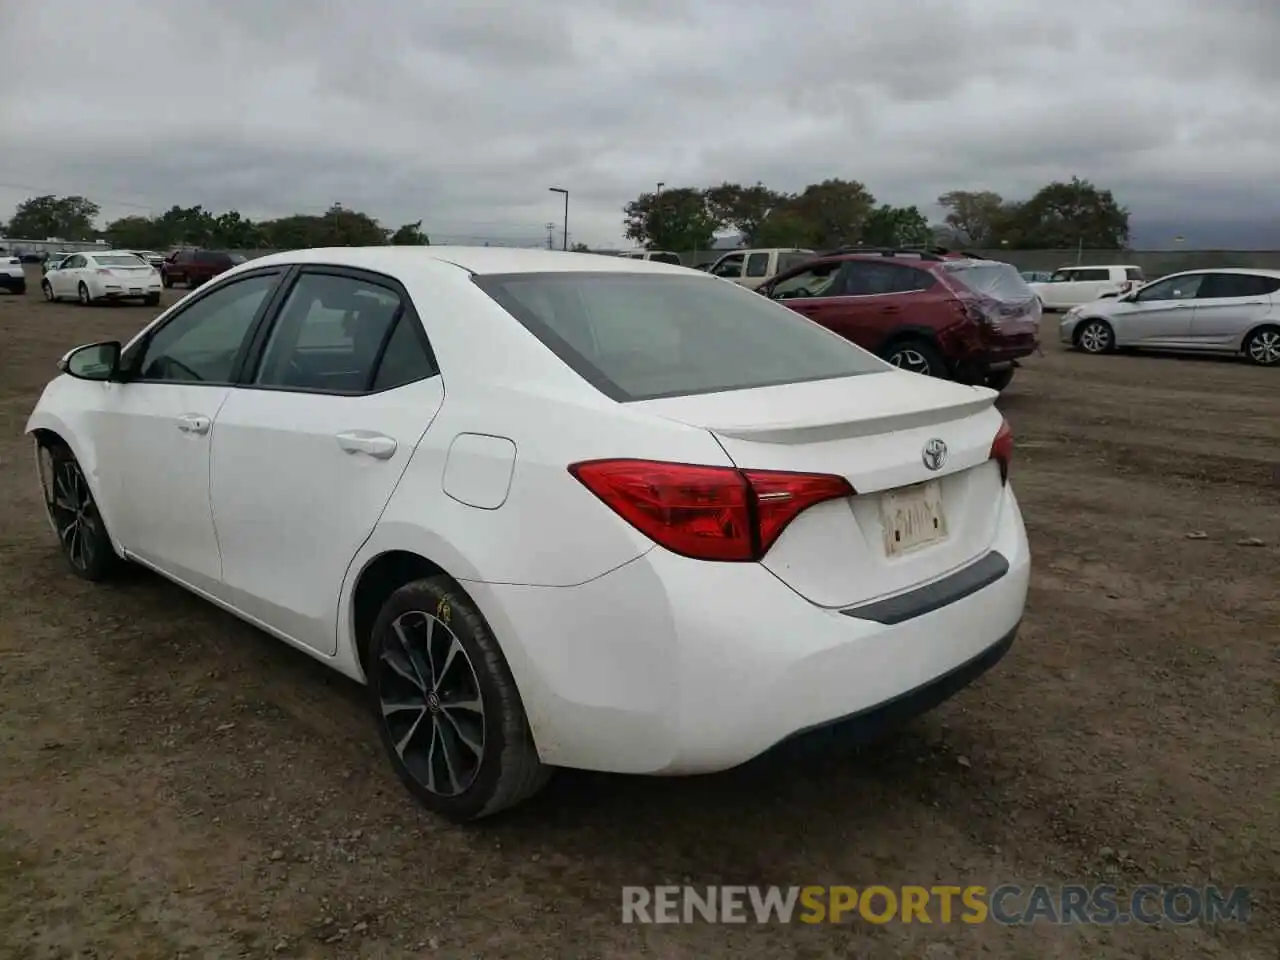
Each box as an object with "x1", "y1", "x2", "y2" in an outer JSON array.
[
  {"x1": 1243, "y1": 325, "x2": 1280, "y2": 367},
  {"x1": 14, "y1": 282, "x2": 26, "y2": 296},
  {"x1": 1075, "y1": 319, "x2": 1114, "y2": 354},
  {"x1": 367, "y1": 575, "x2": 551, "y2": 822},
  {"x1": 37, "y1": 440, "x2": 122, "y2": 582},
  {"x1": 985, "y1": 368, "x2": 1015, "y2": 391},
  {"x1": 77, "y1": 282, "x2": 91, "y2": 306},
  {"x1": 42, "y1": 280, "x2": 56, "y2": 302},
  {"x1": 162, "y1": 273, "x2": 173, "y2": 288},
  {"x1": 144, "y1": 294, "x2": 161, "y2": 307},
  {"x1": 881, "y1": 337, "x2": 949, "y2": 379}
]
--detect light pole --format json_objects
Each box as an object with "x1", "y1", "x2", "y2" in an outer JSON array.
[{"x1": 548, "y1": 187, "x2": 568, "y2": 251}]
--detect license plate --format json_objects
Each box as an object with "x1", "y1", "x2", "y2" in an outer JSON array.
[
  {"x1": 130, "y1": 288, "x2": 142, "y2": 294},
  {"x1": 881, "y1": 480, "x2": 948, "y2": 557}
]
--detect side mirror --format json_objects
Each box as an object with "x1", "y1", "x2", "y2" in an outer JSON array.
[{"x1": 58, "y1": 341, "x2": 122, "y2": 382}]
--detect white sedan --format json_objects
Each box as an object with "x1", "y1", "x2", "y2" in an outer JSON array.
[
  {"x1": 26, "y1": 247, "x2": 1030, "y2": 821},
  {"x1": 42, "y1": 250, "x2": 162, "y2": 305}
]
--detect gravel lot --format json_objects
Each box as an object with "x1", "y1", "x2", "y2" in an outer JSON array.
[{"x1": 1, "y1": 270, "x2": 1276, "y2": 959}]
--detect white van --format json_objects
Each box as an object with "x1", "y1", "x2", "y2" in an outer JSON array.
[
  {"x1": 1027, "y1": 264, "x2": 1146, "y2": 310},
  {"x1": 619, "y1": 250, "x2": 683, "y2": 265}
]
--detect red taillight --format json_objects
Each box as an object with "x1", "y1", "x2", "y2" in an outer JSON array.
[
  {"x1": 989, "y1": 418, "x2": 1013, "y2": 484},
  {"x1": 568, "y1": 459, "x2": 855, "y2": 562}
]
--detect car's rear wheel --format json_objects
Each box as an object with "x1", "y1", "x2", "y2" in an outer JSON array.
[
  {"x1": 162, "y1": 273, "x2": 174, "y2": 288},
  {"x1": 985, "y1": 368, "x2": 1015, "y2": 391},
  {"x1": 368, "y1": 576, "x2": 550, "y2": 821},
  {"x1": 14, "y1": 282, "x2": 26, "y2": 295},
  {"x1": 882, "y1": 337, "x2": 948, "y2": 378},
  {"x1": 37, "y1": 441, "x2": 121, "y2": 582},
  {"x1": 77, "y1": 282, "x2": 91, "y2": 306},
  {"x1": 1076, "y1": 319, "x2": 1114, "y2": 354},
  {"x1": 1243, "y1": 326, "x2": 1280, "y2": 366}
]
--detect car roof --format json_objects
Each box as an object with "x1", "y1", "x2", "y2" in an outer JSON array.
[
  {"x1": 1055, "y1": 264, "x2": 1140, "y2": 270},
  {"x1": 249, "y1": 245, "x2": 695, "y2": 277}
]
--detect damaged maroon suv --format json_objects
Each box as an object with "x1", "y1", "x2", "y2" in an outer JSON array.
[{"x1": 760, "y1": 248, "x2": 1041, "y2": 390}]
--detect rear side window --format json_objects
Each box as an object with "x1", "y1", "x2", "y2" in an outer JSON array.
[
  {"x1": 842, "y1": 262, "x2": 929, "y2": 295},
  {"x1": 944, "y1": 262, "x2": 1035, "y2": 302},
  {"x1": 474, "y1": 272, "x2": 886, "y2": 402},
  {"x1": 745, "y1": 252, "x2": 771, "y2": 277},
  {"x1": 776, "y1": 252, "x2": 816, "y2": 274},
  {"x1": 1197, "y1": 273, "x2": 1280, "y2": 298},
  {"x1": 1125, "y1": 267, "x2": 1145, "y2": 281},
  {"x1": 648, "y1": 252, "x2": 681, "y2": 265},
  {"x1": 1073, "y1": 268, "x2": 1110, "y2": 281}
]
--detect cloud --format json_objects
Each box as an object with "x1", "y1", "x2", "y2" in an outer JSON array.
[{"x1": 2, "y1": 0, "x2": 1278, "y2": 248}]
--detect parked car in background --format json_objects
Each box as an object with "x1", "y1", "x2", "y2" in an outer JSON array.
[
  {"x1": 26, "y1": 246, "x2": 1027, "y2": 821},
  {"x1": 1027, "y1": 265, "x2": 1145, "y2": 310},
  {"x1": 42, "y1": 251, "x2": 161, "y2": 305},
  {"x1": 161, "y1": 248, "x2": 246, "y2": 289},
  {"x1": 1020, "y1": 270, "x2": 1054, "y2": 283},
  {"x1": 1059, "y1": 268, "x2": 1280, "y2": 366},
  {"x1": 706, "y1": 248, "x2": 816, "y2": 289},
  {"x1": 760, "y1": 249, "x2": 1040, "y2": 390},
  {"x1": 619, "y1": 250, "x2": 682, "y2": 265},
  {"x1": 129, "y1": 250, "x2": 166, "y2": 269},
  {"x1": 1, "y1": 254, "x2": 25, "y2": 294}
]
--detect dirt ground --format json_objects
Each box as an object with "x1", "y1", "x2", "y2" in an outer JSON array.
[{"x1": 0, "y1": 268, "x2": 1276, "y2": 960}]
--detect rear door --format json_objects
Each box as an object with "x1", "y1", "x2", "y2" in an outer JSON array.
[
  {"x1": 208, "y1": 266, "x2": 444, "y2": 656},
  {"x1": 834, "y1": 260, "x2": 938, "y2": 348},
  {"x1": 1190, "y1": 273, "x2": 1278, "y2": 349}
]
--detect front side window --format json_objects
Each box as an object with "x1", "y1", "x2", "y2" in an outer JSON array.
[
  {"x1": 254, "y1": 272, "x2": 405, "y2": 393},
  {"x1": 1049, "y1": 269, "x2": 1075, "y2": 283},
  {"x1": 710, "y1": 254, "x2": 744, "y2": 278},
  {"x1": 475, "y1": 272, "x2": 887, "y2": 402},
  {"x1": 135, "y1": 272, "x2": 279, "y2": 383},
  {"x1": 1134, "y1": 274, "x2": 1203, "y2": 302}
]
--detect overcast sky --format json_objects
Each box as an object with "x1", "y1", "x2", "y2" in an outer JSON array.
[{"x1": 2, "y1": 0, "x2": 1277, "y2": 249}]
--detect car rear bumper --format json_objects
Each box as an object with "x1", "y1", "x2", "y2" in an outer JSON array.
[
  {"x1": 467, "y1": 484, "x2": 1030, "y2": 776},
  {"x1": 0, "y1": 271, "x2": 25, "y2": 289},
  {"x1": 92, "y1": 280, "x2": 162, "y2": 299}
]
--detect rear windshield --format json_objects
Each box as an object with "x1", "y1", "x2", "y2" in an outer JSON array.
[
  {"x1": 95, "y1": 254, "x2": 146, "y2": 266},
  {"x1": 474, "y1": 272, "x2": 887, "y2": 402},
  {"x1": 648, "y1": 252, "x2": 681, "y2": 265},
  {"x1": 944, "y1": 262, "x2": 1035, "y2": 302}
]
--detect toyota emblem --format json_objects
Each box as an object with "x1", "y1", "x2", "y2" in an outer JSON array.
[{"x1": 922, "y1": 438, "x2": 948, "y2": 471}]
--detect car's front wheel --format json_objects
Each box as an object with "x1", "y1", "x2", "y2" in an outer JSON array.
[
  {"x1": 41, "y1": 280, "x2": 55, "y2": 302},
  {"x1": 37, "y1": 441, "x2": 121, "y2": 581},
  {"x1": 1243, "y1": 326, "x2": 1280, "y2": 367},
  {"x1": 368, "y1": 576, "x2": 550, "y2": 821},
  {"x1": 1076, "y1": 319, "x2": 1114, "y2": 354}
]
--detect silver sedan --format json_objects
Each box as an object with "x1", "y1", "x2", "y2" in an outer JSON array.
[{"x1": 1059, "y1": 268, "x2": 1280, "y2": 366}]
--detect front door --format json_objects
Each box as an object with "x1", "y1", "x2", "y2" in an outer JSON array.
[
  {"x1": 709, "y1": 253, "x2": 745, "y2": 284},
  {"x1": 208, "y1": 267, "x2": 444, "y2": 655},
  {"x1": 1190, "y1": 272, "x2": 1278, "y2": 349},
  {"x1": 1114, "y1": 273, "x2": 1201, "y2": 347},
  {"x1": 94, "y1": 269, "x2": 284, "y2": 592},
  {"x1": 52, "y1": 254, "x2": 85, "y2": 297}
]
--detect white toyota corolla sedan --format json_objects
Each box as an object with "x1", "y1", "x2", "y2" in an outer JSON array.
[{"x1": 26, "y1": 247, "x2": 1029, "y2": 821}]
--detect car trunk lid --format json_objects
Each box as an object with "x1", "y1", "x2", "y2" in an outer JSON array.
[{"x1": 632, "y1": 371, "x2": 1009, "y2": 608}]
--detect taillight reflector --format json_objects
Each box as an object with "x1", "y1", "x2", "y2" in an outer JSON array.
[
  {"x1": 989, "y1": 418, "x2": 1013, "y2": 484},
  {"x1": 568, "y1": 459, "x2": 855, "y2": 562}
]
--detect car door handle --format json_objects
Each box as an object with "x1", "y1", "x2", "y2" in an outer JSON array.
[
  {"x1": 880, "y1": 305, "x2": 902, "y2": 314},
  {"x1": 176, "y1": 414, "x2": 211, "y2": 435},
  {"x1": 335, "y1": 430, "x2": 397, "y2": 460}
]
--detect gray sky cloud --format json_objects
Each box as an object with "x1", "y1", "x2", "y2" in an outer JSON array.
[{"x1": 2, "y1": 0, "x2": 1278, "y2": 248}]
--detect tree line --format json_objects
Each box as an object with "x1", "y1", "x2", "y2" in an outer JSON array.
[
  {"x1": 1, "y1": 195, "x2": 431, "y2": 249},
  {"x1": 624, "y1": 177, "x2": 1130, "y2": 252}
]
